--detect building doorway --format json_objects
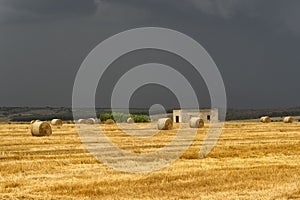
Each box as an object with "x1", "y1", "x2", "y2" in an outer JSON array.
[{"x1": 207, "y1": 115, "x2": 211, "y2": 121}]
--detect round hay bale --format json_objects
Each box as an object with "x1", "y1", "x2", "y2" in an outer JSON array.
[
  {"x1": 127, "y1": 117, "x2": 134, "y2": 123},
  {"x1": 51, "y1": 119, "x2": 63, "y2": 126},
  {"x1": 189, "y1": 117, "x2": 204, "y2": 128},
  {"x1": 85, "y1": 118, "x2": 96, "y2": 124},
  {"x1": 157, "y1": 118, "x2": 173, "y2": 130},
  {"x1": 30, "y1": 120, "x2": 40, "y2": 124},
  {"x1": 96, "y1": 118, "x2": 101, "y2": 124},
  {"x1": 260, "y1": 116, "x2": 271, "y2": 123},
  {"x1": 31, "y1": 121, "x2": 52, "y2": 137},
  {"x1": 105, "y1": 119, "x2": 115, "y2": 124},
  {"x1": 283, "y1": 116, "x2": 294, "y2": 123},
  {"x1": 78, "y1": 119, "x2": 86, "y2": 124}
]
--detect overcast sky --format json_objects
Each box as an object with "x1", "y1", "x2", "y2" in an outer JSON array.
[{"x1": 0, "y1": 0, "x2": 300, "y2": 109}]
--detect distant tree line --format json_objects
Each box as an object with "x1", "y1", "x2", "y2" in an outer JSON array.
[
  {"x1": 226, "y1": 108, "x2": 300, "y2": 120},
  {"x1": 5, "y1": 106, "x2": 300, "y2": 122},
  {"x1": 100, "y1": 113, "x2": 150, "y2": 123},
  {"x1": 10, "y1": 112, "x2": 150, "y2": 123},
  {"x1": 10, "y1": 113, "x2": 74, "y2": 122}
]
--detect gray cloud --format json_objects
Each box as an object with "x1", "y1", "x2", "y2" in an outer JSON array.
[
  {"x1": 0, "y1": 0, "x2": 100, "y2": 23},
  {"x1": 102, "y1": 0, "x2": 300, "y2": 35},
  {"x1": 187, "y1": 0, "x2": 256, "y2": 19},
  {"x1": 282, "y1": 2, "x2": 300, "y2": 35},
  {"x1": 186, "y1": 0, "x2": 300, "y2": 35}
]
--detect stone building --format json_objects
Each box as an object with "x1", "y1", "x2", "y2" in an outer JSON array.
[{"x1": 173, "y1": 109, "x2": 218, "y2": 123}]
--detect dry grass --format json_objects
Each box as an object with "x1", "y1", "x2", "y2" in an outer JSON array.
[{"x1": 0, "y1": 121, "x2": 300, "y2": 199}]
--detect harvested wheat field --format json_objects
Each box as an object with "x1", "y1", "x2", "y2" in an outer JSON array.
[{"x1": 0, "y1": 121, "x2": 300, "y2": 199}]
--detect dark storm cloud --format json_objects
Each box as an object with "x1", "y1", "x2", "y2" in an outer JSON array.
[
  {"x1": 188, "y1": 0, "x2": 300, "y2": 35},
  {"x1": 111, "y1": 0, "x2": 300, "y2": 35},
  {"x1": 0, "y1": 0, "x2": 299, "y2": 108},
  {"x1": 0, "y1": 0, "x2": 99, "y2": 23},
  {"x1": 187, "y1": 0, "x2": 256, "y2": 18}
]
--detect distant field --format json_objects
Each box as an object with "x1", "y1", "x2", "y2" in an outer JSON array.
[{"x1": 1, "y1": 122, "x2": 300, "y2": 199}]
